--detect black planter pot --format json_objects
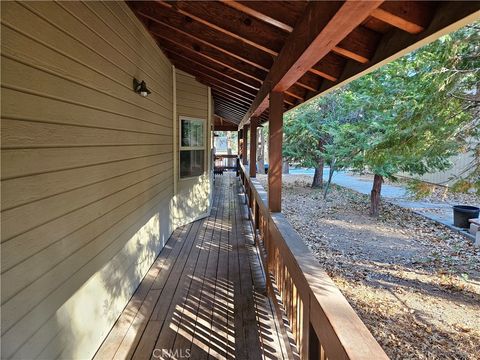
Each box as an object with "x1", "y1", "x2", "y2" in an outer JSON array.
[{"x1": 452, "y1": 205, "x2": 480, "y2": 228}]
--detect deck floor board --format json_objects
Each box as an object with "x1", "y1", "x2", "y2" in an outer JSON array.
[{"x1": 95, "y1": 174, "x2": 289, "y2": 360}]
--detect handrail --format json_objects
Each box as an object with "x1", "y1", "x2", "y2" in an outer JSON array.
[{"x1": 238, "y1": 162, "x2": 389, "y2": 360}]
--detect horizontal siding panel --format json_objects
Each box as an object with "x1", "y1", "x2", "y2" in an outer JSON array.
[
  {"x1": 0, "y1": 0, "x2": 208, "y2": 357},
  {"x1": 0, "y1": 23, "x2": 172, "y2": 116},
  {"x1": 177, "y1": 105, "x2": 208, "y2": 119},
  {"x1": 2, "y1": 153, "x2": 170, "y2": 210},
  {"x1": 1, "y1": 185, "x2": 173, "y2": 358},
  {"x1": 176, "y1": 90, "x2": 208, "y2": 104},
  {"x1": 1, "y1": 55, "x2": 172, "y2": 126},
  {"x1": 2, "y1": 171, "x2": 173, "y2": 305},
  {"x1": 1, "y1": 164, "x2": 173, "y2": 275},
  {"x1": 66, "y1": 1, "x2": 172, "y2": 93},
  {"x1": 1, "y1": 161, "x2": 171, "y2": 242},
  {"x1": 104, "y1": 1, "x2": 173, "y2": 70},
  {"x1": 1, "y1": 144, "x2": 171, "y2": 179},
  {"x1": 176, "y1": 71, "x2": 207, "y2": 89},
  {"x1": 1, "y1": 119, "x2": 171, "y2": 149},
  {"x1": 81, "y1": 1, "x2": 173, "y2": 82},
  {"x1": 1, "y1": 87, "x2": 172, "y2": 135},
  {"x1": 9, "y1": 1, "x2": 173, "y2": 99}
]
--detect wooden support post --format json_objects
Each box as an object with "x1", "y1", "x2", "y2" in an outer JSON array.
[
  {"x1": 249, "y1": 119, "x2": 258, "y2": 178},
  {"x1": 268, "y1": 92, "x2": 283, "y2": 212},
  {"x1": 238, "y1": 129, "x2": 242, "y2": 159},
  {"x1": 242, "y1": 125, "x2": 249, "y2": 165}
]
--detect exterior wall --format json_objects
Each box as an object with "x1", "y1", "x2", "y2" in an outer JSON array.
[
  {"x1": 399, "y1": 150, "x2": 476, "y2": 186},
  {"x1": 1, "y1": 2, "x2": 211, "y2": 359},
  {"x1": 171, "y1": 70, "x2": 213, "y2": 228}
]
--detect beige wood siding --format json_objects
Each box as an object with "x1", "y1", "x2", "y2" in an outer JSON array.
[
  {"x1": 0, "y1": 1, "x2": 190, "y2": 359},
  {"x1": 399, "y1": 150, "x2": 477, "y2": 186},
  {"x1": 171, "y1": 70, "x2": 213, "y2": 228}
]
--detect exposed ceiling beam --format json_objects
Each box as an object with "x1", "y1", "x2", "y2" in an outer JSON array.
[
  {"x1": 175, "y1": 64, "x2": 258, "y2": 99},
  {"x1": 296, "y1": 74, "x2": 319, "y2": 92},
  {"x1": 219, "y1": 0, "x2": 294, "y2": 32},
  {"x1": 239, "y1": 0, "x2": 383, "y2": 127},
  {"x1": 215, "y1": 105, "x2": 247, "y2": 118},
  {"x1": 215, "y1": 109, "x2": 241, "y2": 122},
  {"x1": 220, "y1": 0, "x2": 381, "y2": 64},
  {"x1": 333, "y1": 26, "x2": 381, "y2": 63},
  {"x1": 133, "y1": 2, "x2": 273, "y2": 70},
  {"x1": 160, "y1": 0, "x2": 284, "y2": 56},
  {"x1": 214, "y1": 114, "x2": 239, "y2": 127},
  {"x1": 155, "y1": 36, "x2": 264, "y2": 86},
  {"x1": 149, "y1": 23, "x2": 268, "y2": 81},
  {"x1": 311, "y1": 2, "x2": 480, "y2": 107},
  {"x1": 166, "y1": 50, "x2": 260, "y2": 91},
  {"x1": 213, "y1": 90, "x2": 253, "y2": 108},
  {"x1": 195, "y1": 77, "x2": 256, "y2": 104},
  {"x1": 211, "y1": 86, "x2": 255, "y2": 105},
  {"x1": 213, "y1": 93, "x2": 253, "y2": 111},
  {"x1": 139, "y1": 5, "x2": 342, "y2": 85},
  {"x1": 144, "y1": 1, "x2": 345, "y2": 80},
  {"x1": 215, "y1": 105, "x2": 246, "y2": 118},
  {"x1": 371, "y1": 1, "x2": 435, "y2": 34},
  {"x1": 214, "y1": 124, "x2": 240, "y2": 130},
  {"x1": 215, "y1": 99, "x2": 250, "y2": 114}
]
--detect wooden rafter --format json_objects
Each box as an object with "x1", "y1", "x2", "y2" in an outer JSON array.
[
  {"x1": 220, "y1": 0, "x2": 381, "y2": 64},
  {"x1": 150, "y1": 24, "x2": 268, "y2": 81},
  {"x1": 371, "y1": 1, "x2": 435, "y2": 34},
  {"x1": 215, "y1": 99, "x2": 250, "y2": 114},
  {"x1": 213, "y1": 90, "x2": 253, "y2": 108},
  {"x1": 220, "y1": 0, "x2": 294, "y2": 32},
  {"x1": 319, "y1": 1, "x2": 480, "y2": 95},
  {"x1": 214, "y1": 115, "x2": 239, "y2": 129},
  {"x1": 166, "y1": 50, "x2": 260, "y2": 91},
  {"x1": 128, "y1": 0, "x2": 479, "y2": 131},
  {"x1": 215, "y1": 95, "x2": 249, "y2": 110},
  {"x1": 163, "y1": 0, "x2": 286, "y2": 55},
  {"x1": 215, "y1": 106, "x2": 246, "y2": 119},
  {"x1": 239, "y1": 0, "x2": 383, "y2": 126},
  {"x1": 139, "y1": 7, "x2": 342, "y2": 89},
  {"x1": 133, "y1": 2, "x2": 273, "y2": 70},
  {"x1": 175, "y1": 64, "x2": 258, "y2": 99},
  {"x1": 138, "y1": 1, "x2": 343, "y2": 81},
  {"x1": 155, "y1": 36, "x2": 265, "y2": 84}
]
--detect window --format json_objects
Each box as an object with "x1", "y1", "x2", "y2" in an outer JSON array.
[{"x1": 179, "y1": 117, "x2": 205, "y2": 178}]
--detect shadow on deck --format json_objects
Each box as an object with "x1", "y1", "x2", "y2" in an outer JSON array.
[{"x1": 94, "y1": 173, "x2": 292, "y2": 359}]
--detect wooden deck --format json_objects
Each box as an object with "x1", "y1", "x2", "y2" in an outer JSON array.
[{"x1": 95, "y1": 173, "x2": 291, "y2": 360}]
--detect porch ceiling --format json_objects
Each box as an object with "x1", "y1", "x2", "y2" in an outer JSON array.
[
  {"x1": 213, "y1": 115, "x2": 238, "y2": 131},
  {"x1": 128, "y1": 1, "x2": 480, "y2": 127}
]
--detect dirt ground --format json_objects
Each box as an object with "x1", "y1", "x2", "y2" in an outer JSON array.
[{"x1": 257, "y1": 174, "x2": 480, "y2": 360}]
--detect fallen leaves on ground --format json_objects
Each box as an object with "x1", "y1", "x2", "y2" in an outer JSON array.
[{"x1": 257, "y1": 174, "x2": 480, "y2": 360}]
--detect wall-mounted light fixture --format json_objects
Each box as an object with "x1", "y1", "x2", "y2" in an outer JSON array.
[{"x1": 133, "y1": 78, "x2": 151, "y2": 97}]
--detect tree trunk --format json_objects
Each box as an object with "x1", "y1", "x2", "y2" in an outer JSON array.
[
  {"x1": 257, "y1": 127, "x2": 265, "y2": 174},
  {"x1": 311, "y1": 158, "x2": 324, "y2": 188},
  {"x1": 323, "y1": 159, "x2": 336, "y2": 199},
  {"x1": 370, "y1": 174, "x2": 383, "y2": 217}
]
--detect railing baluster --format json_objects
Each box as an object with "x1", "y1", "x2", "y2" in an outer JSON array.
[{"x1": 237, "y1": 162, "x2": 388, "y2": 360}]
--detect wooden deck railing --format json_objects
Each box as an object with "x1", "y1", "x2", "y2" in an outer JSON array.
[
  {"x1": 214, "y1": 154, "x2": 239, "y2": 172},
  {"x1": 238, "y1": 163, "x2": 389, "y2": 360}
]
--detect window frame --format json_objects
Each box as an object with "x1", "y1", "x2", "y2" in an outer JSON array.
[{"x1": 179, "y1": 116, "x2": 206, "y2": 180}]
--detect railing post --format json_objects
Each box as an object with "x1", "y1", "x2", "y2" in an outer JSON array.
[
  {"x1": 249, "y1": 118, "x2": 258, "y2": 178},
  {"x1": 301, "y1": 296, "x2": 311, "y2": 359},
  {"x1": 242, "y1": 125, "x2": 249, "y2": 166},
  {"x1": 268, "y1": 91, "x2": 284, "y2": 212}
]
